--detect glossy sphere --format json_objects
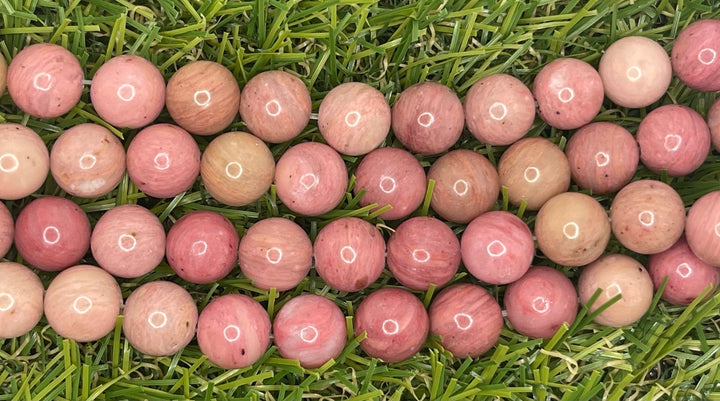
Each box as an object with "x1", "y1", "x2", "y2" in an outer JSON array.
[
  {"x1": 91, "y1": 205, "x2": 166, "y2": 278},
  {"x1": 498, "y1": 137, "x2": 571, "y2": 210},
  {"x1": 636, "y1": 104, "x2": 710, "y2": 177},
  {"x1": 707, "y1": 97, "x2": 720, "y2": 152},
  {"x1": 238, "y1": 218, "x2": 312, "y2": 291},
  {"x1": 565, "y1": 122, "x2": 639, "y2": 194},
  {"x1": 505, "y1": 266, "x2": 578, "y2": 339},
  {"x1": 166, "y1": 60, "x2": 240, "y2": 135},
  {"x1": 427, "y1": 149, "x2": 499, "y2": 224},
  {"x1": 200, "y1": 131, "x2": 275, "y2": 206},
  {"x1": 599, "y1": 36, "x2": 672, "y2": 108},
  {"x1": 578, "y1": 254, "x2": 654, "y2": 327},
  {"x1": 7, "y1": 43, "x2": 83, "y2": 118},
  {"x1": 122, "y1": 281, "x2": 198, "y2": 357},
  {"x1": 0, "y1": 123, "x2": 50, "y2": 200},
  {"x1": 273, "y1": 294, "x2": 346, "y2": 368},
  {"x1": 610, "y1": 180, "x2": 685, "y2": 255},
  {"x1": 44, "y1": 265, "x2": 122, "y2": 342},
  {"x1": 14, "y1": 196, "x2": 91, "y2": 271},
  {"x1": 0, "y1": 54, "x2": 7, "y2": 94},
  {"x1": 240, "y1": 70, "x2": 311, "y2": 143},
  {"x1": 391, "y1": 82, "x2": 464, "y2": 155},
  {"x1": 429, "y1": 283, "x2": 502, "y2": 358},
  {"x1": 166, "y1": 211, "x2": 239, "y2": 284},
  {"x1": 648, "y1": 237, "x2": 720, "y2": 306},
  {"x1": 535, "y1": 192, "x2": 610, "y2": 267},
  {"x1": 461, "y1": 211, "x2": 534, "y2": 285},
  {"x1": 126, "y1": 124, "x2": 200, "y2": 198},
  {"x1": 686, "y1": 191, "x2": 720, "y2": 266},
  {"x1": 387, "y1": 216, "x2": 461, "y2": 290},
  {"x1": 353, "y1": 147, "x2": 426, "y2": 220},
  {"x1": 274, "y1": 142, "x2": 348, "y2": 216},
  {"x1": 90, "y1": 55, "x2": 165, "y2": 128},
  {"x1": 354, "y1": 288, "x2": 429, "y2": 363},
  {"x1": 671, "y1": 19, "x2": 720, "y2": 91},
  {"x1": 197, "y1": 294, "x2": 271, "y2": 369},
  {"x1": 319, "y1": 82, "x2": 391, "y2": 155},
  {"x1": 533, "y1": 58, "x2": 604, "y2": 130},
  {"x1": 0, "y1": 262, "x2": 44, "y2": 339},
  {"x1": 314, "y1": 217, "x2": 386, "y2": 292},
  {"x1": 0, "y1": 202, "x2": 14, "y2": 258},
  {"x1": 464, "y1": 74, "x2": 535, "y2": 145},
  {"x1": 50, "y1": 123, "x2": 126, "y2": 198}
]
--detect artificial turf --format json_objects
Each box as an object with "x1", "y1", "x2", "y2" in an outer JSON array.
[{"x1": 2, "y1": 0, "x2": 720, "y2": 400}]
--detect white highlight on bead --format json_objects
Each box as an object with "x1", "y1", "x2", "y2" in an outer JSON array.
[
  {"x1": 266, "y1": 247, "x2": 283, "y2": 264},
  {"x1": 489, "y1": 102, "x2": 508, "y2": 121},
  {"x1": 0, "y1": 154, "x2": 19, "y2": 173},
  {"x1": 417, "y1": 112, "x2": 435, "y2": 127},
  {"x1": 595, "y1": 152, "x2": 610, "y2": 167},
  {"x1": 486, "y1": 240, "x2": 507, "y2": 257},
  {"x1": 78, "y1": 154, "x2": 97, "y2": 170},
  {"x1": 699, "y1": 48, "x2": 717, "y2": 65},
  {"x1": 0, "y1": 293, "x2": 15, "y2": 311},
  {"x1": 72, "y1": 296, "x2": 93, "y2": 314},
  {"x1": 118, "y1": 234, "x2": 137, "y2": 252},
  {"x1": 606, "y1": 282, "x2": 622, "y2": 298},
  {"x1": 153, "y1": 153, "x2": 170, "y2": 170},
  {"x1": 626, "y1": 66, "x2": 642, "y2": 82},
  {"x1": 676, "y1": 262, "x2": 693, "y2": 279},
  {"x1": 558, "y1": 87, "x2": 575, "y2": 103},
  {"x1": 531, "y1": 296, "x2": 550, "y2": 313},
  {"x1": 191, "y1": 240, "x2": 208, "y2": 256},
  {"x1": 265, "y1": 99, "x2": 282, "y2": 116},
  {"x1": 562, "y1": 222, "x2": 580, "y2": 240},
  {"x1": 300, "y1": 173, "x2": 319, "y2": 190},
  {"x1": 453, "y1": 179, "x2": 469, "y2": 196},
  {"x1": 664, "y1": 134, "x2": 682, "y2": 152},
  {"x1": 638, "y1": 210, "x2": 655, "y2": 227},
  {"x1": 340, "y1": 246, "x2": 357, "y2": 264},
  {"x1": 524, "y1": 167, "x2": 540, "y2": 183},
  {"x1": 453, "y1": 313, "x2": 473, "y2": 330},
  {"x1": 412, "y1": 249, "x2": 430, "y2": 263},
  {"x1": 382, "y1": 319, "x2": 399, "y2": 335},
  {"x1": 345, "y1": 111, "x2": 361, "y2": 127},
  {"x1": 225, "y1": 161, "x2": 243, "y2": 179},
  {"x1": 148, "y1": 311, "x2": 168, "y2": 328},
  {"x1": 300, "y1": 326, "x2": 319, "y2": 343},
  {"x1": 379, "y1": 175, "x2": 396, "y2": 194},
  {"x1": 193, "y1": 90, "x2": 211, "y2": 107},
  {"x1": 43, "y1": 226, "x2": 61, "y2": 245},
  {"x1": 117, "y1": 84, "x2": 136, "y2": 101},
  {"x1": 714, "y1": 222, "x2": 720, "y2": 237},
  {"x1": 33, "y1": 73, "x2": 53, "y2": 91},
  {"x1": 223, "y1": 325, "x2": 241, "y2": 342}
]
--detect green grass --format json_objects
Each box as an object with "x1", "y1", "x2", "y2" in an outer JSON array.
[{"x1": 2, "y1": 0, "x2": 720, "y2": 400}]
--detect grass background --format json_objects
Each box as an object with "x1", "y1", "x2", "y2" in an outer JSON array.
[{"x1": 2, "y1": 0, "x2": 720, "y2": 400}]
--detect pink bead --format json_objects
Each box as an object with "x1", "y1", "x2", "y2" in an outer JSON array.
[
  {"x1": 354, "y1": 288, "x2": 428, "y2": 363},
  {"x1": 672, "y1": 19, "x2": 720, "y2": 91},
  {"x1": 314, "y1": 217, "x2": 386, "y2": 292},
  {"x1": 387, "y1": 216, "x2": 460, "y2": 291},
  {"x1": 0, "y1": 123, "x2": 50, "y2": 200},
  {"x1": 14, "y1": 196, "x2": 90, "y2": 272},
  {"x1": 273, "y1": 294, "x2": 346, "y2": 368},
  {"x1": 0, "y1": 202, "x2": 13, "y2": 258},
  {"x1": 197, "y1": 294, "x2": 270, "y2": 369},
  {"x1": 7, "y1": 43, "x2": 83, "y2": 118},
  {"x1": 461, "y1": 211, "x2": 533, "y2": 285},
  {"x1": 166, "y1": 211, "x2": 239, "y2": 284},
  {"x1": 686, "y1": 191, "x2": 720, "y2": 266}
]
